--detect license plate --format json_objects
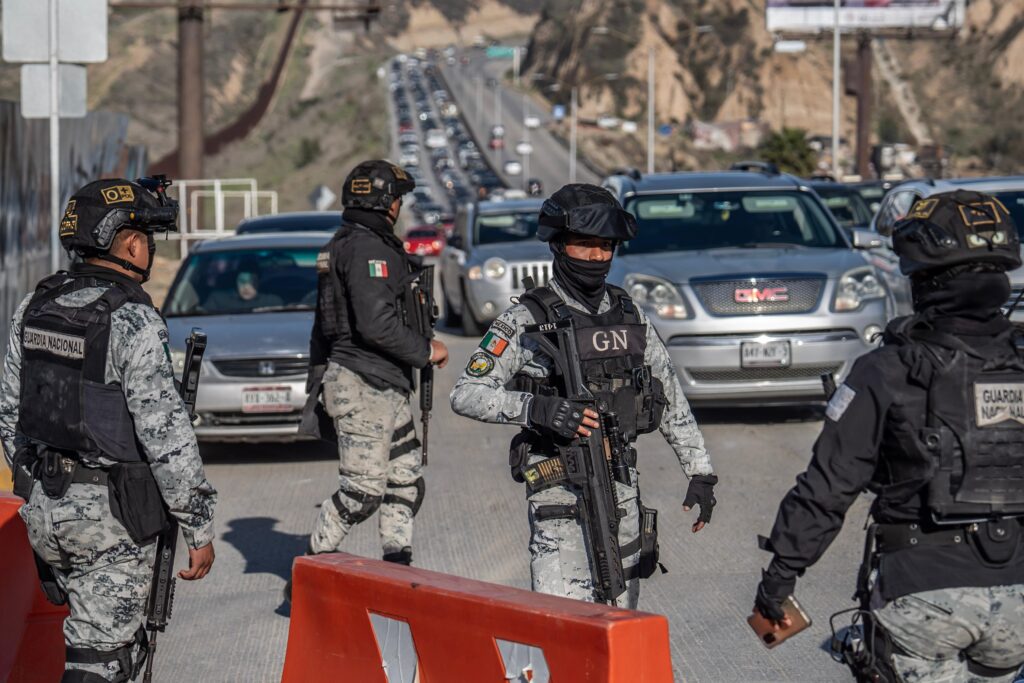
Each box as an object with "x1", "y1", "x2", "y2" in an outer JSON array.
[
  {"x1": 242, "y1": 386, "x2": 292, "y2": 413},
  {"x1": 741, "y1": 340, "x2": 791, "y2": 368}
]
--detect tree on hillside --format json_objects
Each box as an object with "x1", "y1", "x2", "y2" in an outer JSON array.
[{"x1": 757, "y1": 127, "x2": 816, "y2": 176}]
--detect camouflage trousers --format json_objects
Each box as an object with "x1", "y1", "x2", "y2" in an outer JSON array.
[
  {"x1": 19, "y1": 480, "x2": 155, "y2": 682},
  {"x1": 310, "y1": 363, "x2": 424, "y2": 557},
  {"x1": 872, "y1": 585, "x2": 1024, "y2": 682},
  {"x1": 526, "y1": 458, "x2": 641, "y2": 609}
]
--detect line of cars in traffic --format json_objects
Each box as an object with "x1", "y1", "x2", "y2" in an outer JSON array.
[{"x1": 161, "y1": 167, "x2": 1024, "y2": 441}]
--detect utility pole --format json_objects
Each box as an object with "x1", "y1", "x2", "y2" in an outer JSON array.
[
  {"x1": 569, "y1": 86, "x2": 578, "y2": 183},
  {"x1": 855, "y1": 34, "x2": 873, "y2": 179},
  {"x1": 647, "y1": 46, "x2": 655, "y2": 174},
  {"x1": 178, "y1": 2, "x2": 204, "y2": 181},
  {"x1": 111, "y1": 1, "x2": 380, "y2": 180},
  {"x1": 832, "y1": 0, "x2": 841, "y2": 180}
]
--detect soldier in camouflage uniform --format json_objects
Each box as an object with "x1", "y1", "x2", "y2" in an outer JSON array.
[
  {"x1": 292, "y1": 160, "x2": 446, "y2": 594},
  {"x1": 450, "y1": 184, "x2": 717, "y2": 609},
  {"x1": 0, "y1": 178, "x2": 216, "y2": 682},
  {"x1": 755, "y1": 191, "x2": 1024, "y2": 682}
]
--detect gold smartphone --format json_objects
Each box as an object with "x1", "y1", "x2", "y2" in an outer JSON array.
[{"x1": 748, "y1": 595, "x2": 813, "y2": 649}]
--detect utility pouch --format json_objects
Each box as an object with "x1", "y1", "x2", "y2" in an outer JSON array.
[
  {"x1": 968, "y1": 519, "x2": 1021, "y2": 566},
  {"x1": 509, "y1": 432, "x2": 532, "y2": 483},
  {"x1": 40, "y1": 450, "x2": 75, "y2": 500},
  {"x1": 638, "y1": 504, "x2": 663, "y2": 579},
  {"x1": 107, "y1": 463, "x2": 169, "y2": 545},
  {"x1": 33, "y1": 553, "x2": 68, "y2": 605},
  {"x1": 11, "y1": 444, "x2": 37, "y2": 500}
]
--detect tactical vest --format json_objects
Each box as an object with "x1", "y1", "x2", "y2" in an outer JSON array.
[
  {"x1": 513, "y1": 284, "x2": 666, "y2": 444},
  {"x1": 315, "y1": 222, "x2": 424, "y2": 342},
  {"x1": 877, "y1": 317, "x2": 1024, "y2": 523},
  {"x1": 17, "y1": 273, "x2": 147, "y2": 464}
]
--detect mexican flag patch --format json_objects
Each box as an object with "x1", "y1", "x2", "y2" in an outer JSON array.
[
  {"x1": 480, "y1": 331, "x2": 509, "y2": 357},
  {"x1": 368, "y1": 260, "x2": 389, "y2": 278}
]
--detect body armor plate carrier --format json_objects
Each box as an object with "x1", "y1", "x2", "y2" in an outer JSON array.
[
  {"x1": 883, "y1": 317, "x2": 1024, "y2": 522},
  {"x1": 17, "y1": 273, "x2": 147, "y2": 464},
  {"x1": 510, "y1": 284, "x2": 666, "y2": 465}
]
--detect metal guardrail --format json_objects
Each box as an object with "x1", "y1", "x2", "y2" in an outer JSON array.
[{"x1": 165, "y1": 178, "x2": 279, "y2": 257}]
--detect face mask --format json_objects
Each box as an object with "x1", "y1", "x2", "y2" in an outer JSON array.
[{"x1": 551, "y1": 248, "x2": 612, "y2": 313}]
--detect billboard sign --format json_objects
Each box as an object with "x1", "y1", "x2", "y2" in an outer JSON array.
[{"x1": 766, "y1": 0, "x2": 966, "y2": 33}]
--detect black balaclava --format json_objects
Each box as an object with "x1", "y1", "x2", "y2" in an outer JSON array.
[
  {"x1": 911, "y1": 268, "x2": 1012, "y2": 337},
  {"x1": 551, "y1": 240, "x2": 612, "y2": 314}
]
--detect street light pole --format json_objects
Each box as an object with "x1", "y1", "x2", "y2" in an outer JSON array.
[
  {"x1": 48, "y1": 0, "x2": 60, "y2": 272},
  {"x1": 832, "y1": 0, "x2": 841, "y2": 179},
  {"x1": 570, "y1": 86, "x2": 578, "y2": 183},
  {"x1": 647, "y1": 46, "x2": 655, "y2": 174}
]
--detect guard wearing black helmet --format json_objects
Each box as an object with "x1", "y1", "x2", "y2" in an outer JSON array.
[
  {"x1": 754, "y1": 189, "x2": 1024, "y2": 681},
  {"x1": 294, "y1": 160, "x2": 447, "y2": 584},
  {"x1": 0, "y1": 178, "x2": 217, "y2": 682},
  {"x1": 450, "y1": 183, "x2": 717, "y2": 608}
]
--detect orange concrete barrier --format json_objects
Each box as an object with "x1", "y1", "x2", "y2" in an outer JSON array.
[
  {"x1": 282, "y1": 553, "x2": 674, "y2": 682},
  {"x1": 0, "y1": 492, "x2": 67, "y2": 682}
]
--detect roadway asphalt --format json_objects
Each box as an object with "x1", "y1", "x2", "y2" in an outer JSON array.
[{"x1": 156, "y1": 321, "x2": 870, "y2": 682}]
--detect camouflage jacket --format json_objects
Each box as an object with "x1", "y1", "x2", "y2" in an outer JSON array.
[
  {"x1": 0, "y1": 275, "x2": 217, "y2": 548},
  {"x1": 449, "y1": 279, "x2": 714, "y2": 478}
]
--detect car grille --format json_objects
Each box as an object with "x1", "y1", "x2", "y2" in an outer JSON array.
[
  {"x1": 510, "y1": 262, "x2": 551, "y2": 289},
  {"x1": 199, "y1": 411, "x2": 302, "y2": 426},
  {"x1": 213, "y1": 357, "x2": 309, "y2": 378},
  {"x1": 687, "y1": 363, "x2": 842, "y2": 383},
  {"x1": 692, "y1": 276, "x2": 825, "y2": 316}
]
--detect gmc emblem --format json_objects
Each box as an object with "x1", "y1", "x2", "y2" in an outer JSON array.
[{"x1": 734, "y1": 287, "x2": 790, "y2": 303}]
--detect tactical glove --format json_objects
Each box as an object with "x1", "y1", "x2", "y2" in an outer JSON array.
[
  {"x1": 755, "y1": 569, "x2": 795, "y2": 622},
  {"x1": 529, "y1": 395, "x2": 587, "y2": 441},
  {"x1": 682, "y1": 473, "x2": 718, "y2": 524}
]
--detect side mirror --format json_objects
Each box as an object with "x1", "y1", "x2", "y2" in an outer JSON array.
[
  {"x1": 447, "y1": 233, "x2": 463, "y2": 250},
  {"x1": 852, "y1": 228, "x2": 883, "y2": 250}
]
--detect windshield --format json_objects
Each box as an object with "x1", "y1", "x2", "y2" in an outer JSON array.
[
  {"x1": 165, "y1": 247, "x2": 320, "y2": 317},
  {"x1": 474, "y1": 211, "x2": 539, "y2": 245},
  {"x1": 994, "y1": 191, "x2": 1024, "y2": 234},
  {"x1": 815, "y1": 188, "x2": 874, "y2": 229},
  {"x1": 621, "y1": 191, "x2": 844, "y2": 255}
]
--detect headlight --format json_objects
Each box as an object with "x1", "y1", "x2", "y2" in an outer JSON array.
[
  {"x1": 624, "y1": 273, "x2": 692, "y2": 319},
  {"x1": 170, "y1": 349, "x2": 186, "y2": 373},
  {"x1": 467, "y1": 265, "x2": 483, "y2": 280},
  {"x1": 483, "y1": 257, "x2": 507, "y2": 279},
  {"x1": 833, "y1": 267, "x2": 887, "y2": 312}
]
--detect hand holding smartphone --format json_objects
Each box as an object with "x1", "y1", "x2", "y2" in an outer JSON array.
[{"x1": 748, "y1": 595, "x2": 812, "y2": 648}]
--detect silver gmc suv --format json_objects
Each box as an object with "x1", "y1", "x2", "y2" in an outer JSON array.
[
  {"x1": 604, "y1": 168, "x2": 893, "y2": 405},
  {"x1": 440, "y1": 198, "x2": 550, "y2": 335}
]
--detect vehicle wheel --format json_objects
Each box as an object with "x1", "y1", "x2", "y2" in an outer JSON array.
[
  {"x1": 442, "y1": 282, "x2": 462, "y2": 328},
  {"x1": 460, "y1": 282, "x2": 485, "y2": 337}
]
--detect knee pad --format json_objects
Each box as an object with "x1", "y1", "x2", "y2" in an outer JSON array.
[
  {"x1": 966, "y1": 658, "x2": 1024, "y2": 679},
  {"x1": 64, "y1": 627, "x2": 147, "y2": 683},
  {"x1": 383, "y1": 478, "x2": 425, "y2": 517},
  {"x1": 331, "y1": 489, "x2": 382, "y2": 524}
]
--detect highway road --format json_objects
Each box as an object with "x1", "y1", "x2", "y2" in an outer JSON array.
[
  {"x1": 155, "y1": 323, "x2": 868, "y2": 682},
  {"x1": 442, "y1": 49, "x2": 600, "y2": 194}
]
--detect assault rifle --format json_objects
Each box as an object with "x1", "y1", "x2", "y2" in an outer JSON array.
[
  {"x1": 143, "y1": 328, "x2": 206, "y2": 683},
  {"x1": 414, "y1": 266, "x2": 438, "y2": 465},
  {"x1": 523, "y1": 318, "x2": 627, "y2": 604}
]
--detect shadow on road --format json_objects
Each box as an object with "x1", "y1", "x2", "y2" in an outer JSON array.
[
  {"x1": 694, "y1": 404, "x2": 825, "y2": 426},
  {"x1": 198, "y1": 440, "x2": 336, "y2": 464},
  {"x1": 223, "y1": 516, "x2": 308, "y2": 582}
]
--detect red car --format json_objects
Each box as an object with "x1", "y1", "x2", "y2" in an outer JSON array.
[{"x1": 403, "y1": 226, "x2": 445, "y2": 256}]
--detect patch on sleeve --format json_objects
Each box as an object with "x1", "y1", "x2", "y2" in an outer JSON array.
[
  {"x1": 162, "y1": 342, "x2": 172, "y2": 364},
  {"x1": 368, "y1": 259, "x2": 389, "y2": 278},
  {"x1": 490, "y1": 319, "x2": 516, "y2": 339},
  {"x1": 479, "y1": 331, "x2": 510, "y2": 357},
  {"x1": 466, "y1": 351, "x2": 495, "y2": 377},
  {"x1": 316, "y1": 250, "x2": 331, "y2": 274},
  {"x1": 826, "y1": 383, "x2": 857, "y2": 422}
]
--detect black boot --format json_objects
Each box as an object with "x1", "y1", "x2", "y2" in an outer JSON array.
[
  {"x1": 283, "y1": 542, "x2": 317, "y2": 604},
  {"x1": 383, "y1": 547, "x2": 413, "y2": 565}
]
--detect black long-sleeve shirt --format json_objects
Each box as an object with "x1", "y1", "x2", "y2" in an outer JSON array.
[
  {"x1": 312, "y1": 211, "x2": 431, "y2": 393},
  {"x1": 767, "y1": 317, "x2": 1024, "y2": 601}
]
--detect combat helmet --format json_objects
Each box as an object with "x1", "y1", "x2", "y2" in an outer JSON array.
[{"x1": 341, "y1": 160, "x2": 416, "y2": 213}]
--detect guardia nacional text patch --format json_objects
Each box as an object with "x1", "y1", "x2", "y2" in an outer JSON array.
[
  {"x1": 975, "y1": 383, "x2": 1024, "y2": 427},
  {"x1": 479, "y1": 331, "x2": 509, "y2": 357},
  {"x1": 466, "y1": 352, "x2": 495, "y2": 377},
  {"x1": 368, "y1": 260, "x2": 389, "y2": 278},
  {"x1": 23, "y1": 326, "x2": 85, "y2": 360}
]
